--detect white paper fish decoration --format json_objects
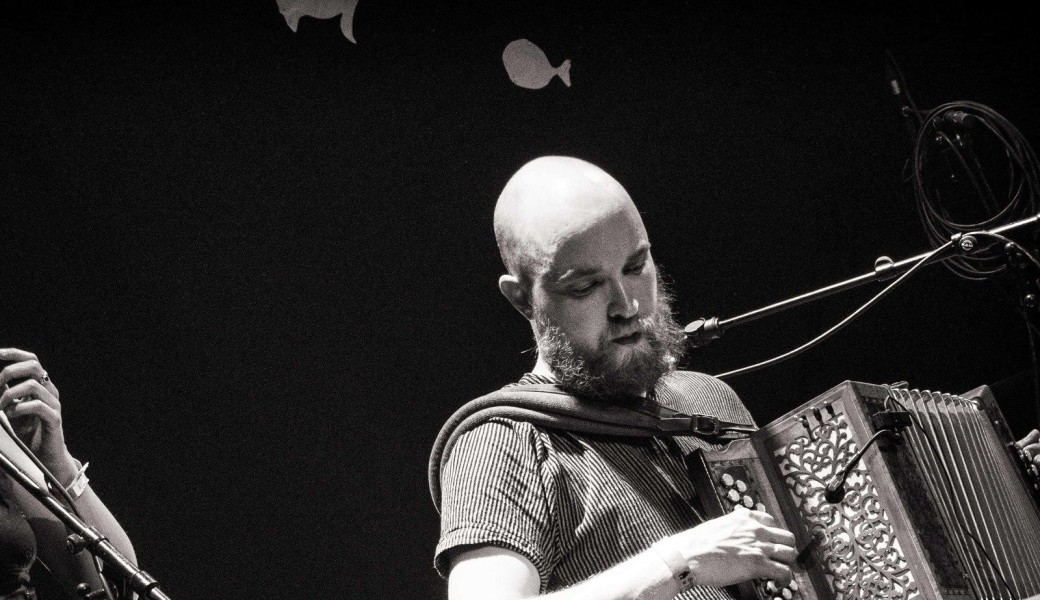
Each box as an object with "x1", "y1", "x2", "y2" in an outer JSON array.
[
  {"x1": 502, "y1": 39, "x2": 571, "y2": 90},
  {"x1": 277, "y1": 0, "x2": 360, "y2": 43}
]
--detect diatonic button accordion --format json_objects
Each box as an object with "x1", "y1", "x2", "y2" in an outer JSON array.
[{"x1": 684, "y1": 380, "x2": 1040, "y2": 600}]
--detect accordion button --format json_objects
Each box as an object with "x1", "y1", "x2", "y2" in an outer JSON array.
[
  {"x1": 756, "y1": 503, "x2": 766, "y2": 512},
  {"x1": 727, "y1": 489, "x2": 740, "y2": 503},
  {"x1": 789, "y1": 580, "x2": 799, "y2": 592},
  {"x1": 782, "y1": 588, "x2": 793, "y2": 599},
  {"x1": 721, "y1": 473, "x2": 735, "y2": 487},
  {"x1": 735, "y1": 480, "x2": 748, "y2": 493},
  {"x1": 765, "y1": 581, "x2": 778, "y2": 593},
  {"x1": 742, "y1": 495, "x2": 755, "y2": 508}
]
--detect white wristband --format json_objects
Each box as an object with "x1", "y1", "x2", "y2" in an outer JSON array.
[
  {"x1": 65, "y1": 461, "x2": 90, "y2": 500},
  {"x1": 650, "y1": 540, "x2": 697, "y2": 591}
]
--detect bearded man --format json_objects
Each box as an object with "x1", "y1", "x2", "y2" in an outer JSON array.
[{"x1": 430, "y1": 156, "x2": 800, "y2": 599}]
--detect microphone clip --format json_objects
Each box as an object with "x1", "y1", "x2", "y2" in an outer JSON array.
[
  {"x1": 684, "y1": 316, "x2": 723, "y2": 348},
  {"x1": 870, "y1": 410, "x2": 912, "y2": 431}
]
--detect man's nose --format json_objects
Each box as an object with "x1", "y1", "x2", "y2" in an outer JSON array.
[{"x1": 607, "y1": 281, "x2": 639, "y2": 320}]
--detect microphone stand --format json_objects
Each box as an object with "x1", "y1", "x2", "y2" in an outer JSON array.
[
  {"x1": 684, "y1": 211, "x2": 1040, "y2": 347},
  {"x1": 0, "y1": 449, "x2": 171, "y2": 600}
]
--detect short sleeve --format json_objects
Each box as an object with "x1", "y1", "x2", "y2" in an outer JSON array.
[
  {"x1": 434, "y1": 418, "x2": 558, "y2": 588},
  {"x1": 660, "y1": 371, "x2": 757, "y2": 428}
]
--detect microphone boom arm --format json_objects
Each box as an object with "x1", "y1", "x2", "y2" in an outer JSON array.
[{"x1": 685, "y1": 211, "x2": 1040, "y2": 347}]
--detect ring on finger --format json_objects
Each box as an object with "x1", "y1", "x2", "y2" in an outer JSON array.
[{"x1": 40, "y1": 371, "x2": 50, "y2": 383}]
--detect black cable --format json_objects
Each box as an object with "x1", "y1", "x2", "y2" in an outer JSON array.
[
  {"x1": 715, "y1": 241, "x2": 955, "y2": 379},
  {"x1": 970, "y1": 231, "x2": 1040, "y2": 431},
  {"x1": 823, "y1": 428, "x2": 896, "y2": 503},
  {"x1": 910, "y1": 101, "x2": 1040, "y2": 281},
  {"x1": 0, "y1": 415, "x2": 118, "y2": 600}
]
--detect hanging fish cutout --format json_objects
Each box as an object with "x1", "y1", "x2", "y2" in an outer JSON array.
[
  {"x1": 276, "y1": 0, "x2": 360, "y2": 43},
  {"x1": 502, "y1": 39, "x2": 571, "y2": 90}
]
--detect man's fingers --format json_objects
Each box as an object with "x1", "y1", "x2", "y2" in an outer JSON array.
[
  {"x1": 0, "y1": 349, "x2": 38, "y2": 362},
  {"x1": 745, "y1": 509, "x2": 777, "y2": 527},
  {"x1": 757, "y1": 560, "x2": 794, "y2": 588},
  {"x1": 766, "y1": 542, "x2": 798, "y2": 565},
  {"x1": 4, "y1": 399, "x2": 61, "y2": 428},
  {"x1": 1017, "y1": 429, "x2": 1040, "y2": 449},
  {"x1": 0, "y1": 380, "x2": 60, "y2": 412},
  {"x1": 0, "y1": 359, "x2": 47, "y2": 388},
  {"x1": 761, "y1": 525, "x2": 797, "y2": 548}
]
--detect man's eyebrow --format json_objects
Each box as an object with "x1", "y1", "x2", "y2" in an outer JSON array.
[
  {"x1": 626, "y1": 243, "x2": 651, "y2": 263},
  {"x1": 549, "y1": 242, "x2": 652, "y2": 283},
  {"x1": 551, "y1": 265, "x2": 600, "y2": 283}
]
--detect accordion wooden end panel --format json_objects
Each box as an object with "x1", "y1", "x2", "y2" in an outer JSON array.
[{"x1": 685, "y1": 381, "x2": 1040, "y2": 600}]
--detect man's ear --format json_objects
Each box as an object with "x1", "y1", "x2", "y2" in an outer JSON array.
[{"x1": 498, "y1": 274, "x2": 533, "y2": 320}]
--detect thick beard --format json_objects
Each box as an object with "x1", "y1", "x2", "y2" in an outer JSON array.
[{"x1": 533, "y1": 274, "x2": 688, "y2": 401}]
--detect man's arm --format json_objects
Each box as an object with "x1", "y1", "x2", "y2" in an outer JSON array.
[
  {"x1": 450, "y1": 545, "x2": 676, "y2": 600},
  {"x1": 448, "y1": 508, "x2": 796, "y2": 600}
]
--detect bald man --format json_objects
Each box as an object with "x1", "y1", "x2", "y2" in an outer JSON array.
[{"x1": 433, "y1": 156, "x2": 797, "y2": 599}]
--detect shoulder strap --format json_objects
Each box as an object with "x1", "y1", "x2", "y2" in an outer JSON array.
[{"x1": 428, "y1": 383, "x2": 756, "y2": 512}]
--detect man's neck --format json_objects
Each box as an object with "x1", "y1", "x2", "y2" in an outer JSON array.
[{"x1": 532, "y1": 356, "x2": 555, "y2": 378}]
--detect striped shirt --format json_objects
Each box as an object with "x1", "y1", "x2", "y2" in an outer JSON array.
[{"x1": 435, "y1": 370, "x2": 754, "y2": 598}]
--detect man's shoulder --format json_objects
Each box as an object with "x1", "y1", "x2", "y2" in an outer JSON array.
[
  {"x1": 655, "y1": 370, "x2": 750, "y2": 421},
  {"x1": 657, "y1": 369, "x2": 739, "y2": 397}
]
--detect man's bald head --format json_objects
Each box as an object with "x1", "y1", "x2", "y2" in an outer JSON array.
[{"x1": 494, "y1": 156, "x2": 644, "y2": 286}]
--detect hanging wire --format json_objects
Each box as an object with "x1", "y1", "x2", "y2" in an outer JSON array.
[
  {"x1": 715, "y1": 241, "x2": 956, "y2": 379},
  {"x1": 911, "y1": 101, "x2": 1040, "y2": 279},
  {"x1": 713, "y1": 95, "x2": 1040, "y2": 386}
]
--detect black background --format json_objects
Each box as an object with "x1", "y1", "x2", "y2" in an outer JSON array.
[{"x1": 2, "y1": 2, "x2": 1038, "y2": 598}]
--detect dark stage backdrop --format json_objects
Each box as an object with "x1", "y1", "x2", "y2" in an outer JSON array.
[{"x1": 2, "y1": 2, "x2": 1038, "y2": 598}]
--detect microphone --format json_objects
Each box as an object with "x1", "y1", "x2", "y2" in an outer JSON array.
[
  {"x1": 938, "y1": 110, "x2": 972, "y2": 127},
  {"x1": 824, "y1": 428, "x2": 898, "y2": 503},
  {"x1": 884, "y1": 53, "x2": 923, "y2": 138}
]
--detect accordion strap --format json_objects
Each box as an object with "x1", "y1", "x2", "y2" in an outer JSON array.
[{"x1": 428, "y1": 383, "x2": 757, "y2": 512}]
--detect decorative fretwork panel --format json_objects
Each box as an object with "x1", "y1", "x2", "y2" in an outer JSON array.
[{"x1": 773, "y1": 413, "x2": 919, "y2": 599}]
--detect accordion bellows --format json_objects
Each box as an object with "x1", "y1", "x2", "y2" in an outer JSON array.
[{"x1": 685, "y1": 381, "x2": 1040, "y2": 600}]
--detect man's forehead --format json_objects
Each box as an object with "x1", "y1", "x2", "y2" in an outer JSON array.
[{"x1": 535, "y1": 208, "x2": 650, "y2": 279}]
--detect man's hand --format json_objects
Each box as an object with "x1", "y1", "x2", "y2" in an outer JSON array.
[
  {"x1": 0, "y1": 348, "x2": 77, "y2": 485},
  {"x1": 1015, "y1": 429, "x2": 1040, "y2": 468},
  {"x1": 666, "y1": 507, "x2": 797, "y2": 588}
]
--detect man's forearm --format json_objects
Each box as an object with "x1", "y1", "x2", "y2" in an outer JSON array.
[
  {"x1": 449, "y1": 546, "x2": 683, "y2": 600},
  {"x1": 538, "y1": 549, "x2": 681, "y2": 600}
]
